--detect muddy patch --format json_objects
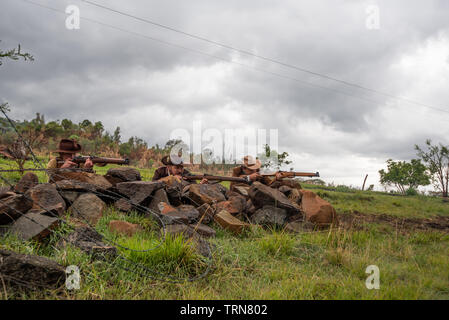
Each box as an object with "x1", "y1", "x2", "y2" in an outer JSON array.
[{"x1": 338, "y1": 211, "x2": 449, "y2": 233}]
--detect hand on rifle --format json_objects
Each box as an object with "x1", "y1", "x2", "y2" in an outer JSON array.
[
  {"x1": 248, "y1": 172, "x2": 261, "y2": 181},
  {"x1": 84, "y1": 157, "x2": 94, "y2": 169},
  {"x1": 200, "y1": 178, "x2": 209, "y2": 184},
  {"x1": 61, "y1": 159, "x2": 77, "y2": 168}
]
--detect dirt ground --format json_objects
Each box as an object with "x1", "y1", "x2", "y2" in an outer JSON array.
[{"x1": 337, "y1": 211, "x2": 449, "y2": 233}]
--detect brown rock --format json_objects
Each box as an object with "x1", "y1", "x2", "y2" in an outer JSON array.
[
  {"x1": 108, "y1": 220, "x2": 143, "y2": 236},
  {"x1": 278, "y1": 185, "x2": 293, "y2": 195},
  {"x1": 197, "y1": 203, "x2": 215, "y2": 224},
  {"x1": 188, "y1": 184, "x2": 226, "y2": 206},
  {"x1": 25, "y1": 184, "x2": 66, "y2": 216},
  {"x1": 104, "y1": 167, "x2": 141, "y2": 186},
  {"x1": 288, "y1": 188, "x2": 302, "y2": 205},
  {"x1": 115, "y1": 181, "x2": 165, "y2": 205},
  {"x1": 14, "y1": 172, "x2": 39, "y2": 193},
  {"x1": 214, "y1": 210, "x2": 250, "y2": 234},
  {"x1": 50, "y1": 171, "x2": 112, "y2": 190},
  {"x1": 0, "y1": 192, "x2": 33, "y2": 224},
  {"x1": 148, "y1": 188, "x2": 170, "y2": 213},
  {"x1": 114, "y1": 198, "x2": 133, "y2": 212},
  {"x1": 163, "y1": 223, "x2": 216, "y2": 238},
  {"x1": 215, "y1": 195, "x2": 246, "y2": 215},
  {"x1": 177, "y1": 205, "x2": 200, "y2": 222},
  {"x1": 69, "y1": 193, "x2": 106, "y2": 225},
  {"x1": 0, "y1": 249, "x2": 65, "y2": 290},
  {"x1": 248, "y1": 182, "x2": 302, "y2": 215},
  {"x1": 233, "y1": 186, "x2": 250, "y2": 197},
  {"x1": 10, "y1": 211, "x2": 59, "y2": 241},
  {"x1": 299, "y1": 190, "x2": 338, "y2": 227},
  {"x1": 54, "y1": 179, "x2": 96, "y2": 192}
]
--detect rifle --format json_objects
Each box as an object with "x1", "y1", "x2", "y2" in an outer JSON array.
[
  {"x1": 57, "y1": 156, "x2": 130, "y2": 166},
  {"x1": 261, "y1": 171, "x2": 320, "y2": 178},
  {"x1": 182, "y1": 174, "x2": 248, "y2": 183}
]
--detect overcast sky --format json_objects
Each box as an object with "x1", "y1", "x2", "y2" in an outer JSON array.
[{"x1": 1, "y1": 0, "x2": 449, "y2": 189}]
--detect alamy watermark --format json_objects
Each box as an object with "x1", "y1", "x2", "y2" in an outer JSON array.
[
  {"x1": 365, "y1": 4, "x2": 380, "y2": 30},
  {"x1": 66, "y1": 265, "x2": 80, "y2": 290},
  {"x1": 168, "y1": 121, "x2": 279, "y2": 168},
  {"x1": 65, "y1": 5, "x2": 80, "y2": 30},
  {"x1": 365, "y1": 265, "x2": 380, "y2": 290}
]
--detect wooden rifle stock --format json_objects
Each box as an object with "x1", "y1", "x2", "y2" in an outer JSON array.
[{"x1": 261, "y1": 171, "x2": 320, "y2": 178}]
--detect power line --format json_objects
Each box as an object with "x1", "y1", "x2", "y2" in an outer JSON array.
[
  {"x1": 16, "y1": 0, "x2": 413, "y2": 110},
  {"x1": 78, "y1": 0, "x2": 449, "y2": 115}
]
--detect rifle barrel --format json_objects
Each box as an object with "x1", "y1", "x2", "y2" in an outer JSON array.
[{"x1": 182, "y1": 175, "x2": 248, "y2": 183}]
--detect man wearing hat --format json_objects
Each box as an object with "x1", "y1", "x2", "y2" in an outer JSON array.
[
  {"x1": 47, "y1": 139, "x2": 95, "y2": 169},
  {"x1": 152, "y1": 155, "x2": 208, "y2": 184},
  {"x1": 230, "y1": 155, "x2": 275, "y2": 190}
]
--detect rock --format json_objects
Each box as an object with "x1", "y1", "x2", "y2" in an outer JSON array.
[
  {"x1": 69, "y1": 193, "x2": 106, "y2": 225},
  {"x1": 251, "y1": 205, "x2": 288, "y2": 227},
  {"x1": 9, "y1": 211, "x2": 59, "y2": 241},
  {"x1": 278, "y1": 185, "x2": 293, "y2": 195},
  {"x1": 214, "y1": 210, "x2": 250, "y2": 234},
  {"x1": 188, "y1": 184, "x2": 227, "y2": 206},
  {"x1": 245, "y1": 199, "x2": 256, "y2": 215},
  {"x1": 233, "y1": 186, "x2": 250, "y2": 197},
  {"x1": 25, "y1": 184, "x2": 66, "y2": 216},
  {"x1": 148, "y1": 188, "x2": 170, "y2": 213},
  {"x1": 14, "y1": 172, "x2": 39, "y2": 193},
  {"x1": 155, "y1": 202, "x2": 189, "y2": 225},
  {"x1": 50, "y1": 171, "x2": 112, "y2": 190},
  {"x1": 197, "y1": 203, "x2": 215, "y2": 224},
  {"x1": 54, "y1": 179, "x2": 97, "y2": 192},
  {"x1": 299, "y1": 190, "x2": 338, "y2": 227},
  {"x1": 0, "y1": 192, "x2": 33, "y2": 224},
  {"x1": 191, "y1": 223, "x2": 216, "y2": 238},
  {"x1": 59, "y1": 226, "x2": 117, "y2": 259},
  {"x1": 0, "y1": 249, "x2": 65, "y2": 290},
  {"x1": 114, "y1": 198, "x2": 133, "y2": 212},
  {"x1": 215, "y1": 195, "x2": 246, "y2": 216},
  {"x1": 284, "y1": 221, "x2": 315, "y2": 233},
  {"x1": 108, "y1": 220, "x2": 143, "y2": 236},
  {"x1": 59, "y1": 191, "x2": 81, "y2": 204},
  {"x1": 177, "y1": 205, "x2": 200, "y2": 222},
  {"x1": 115, "y1": 181, "x2": 165, "y2": 206},
  {"x1": 288, "y1": 188, "x2": 302, "y2": 205},
  {"x1": 104, "y1": 167, "x2": 141, "y2": 185},
  {"x1": 271, "y1": 179, "x2": 302, "y2": 190},
  {"x1": 248, "y1": 182, "x2": 302, "y2": 215}
]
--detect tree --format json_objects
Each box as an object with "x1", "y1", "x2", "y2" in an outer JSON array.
[
  {"x1": 415, "y1": 140, "x2": 449, "y2": 197},
  {"x1": 379, "y1": 159, "x2": 431, "y2": 195},
  {"x1": 258, "y1": 144, "x2": 292, "y2": 170},
  {"x1": 0, "y1": 41, "x2": 34, "y2": 66}
]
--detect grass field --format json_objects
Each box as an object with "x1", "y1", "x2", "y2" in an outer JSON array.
[{"x1": 1, "y1": 158, "x2": 449, "y2": 300}]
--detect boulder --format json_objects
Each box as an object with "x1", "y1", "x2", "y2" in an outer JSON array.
[
  {"x1": 54, "y1": 179, "x2": 96, "y2": 193},
  {"x1": 215, "y1": 195, "x2": 246, "y2": 215},
  {"x1": 278, "y1": 185, "x2": 293, "y2": 195},
  {"x1": 148, "y1": 188, "x2": 170, "y2": 213},
  {"x1": 9, "y1": 211, "x2": 59, "y2": 241},
  {"x1": 188, "y1": 184, "x2": 227, "y2": 206},
  {"x1": 288, "y1": 188, "x2": 302, "y2": 205},
  {"x1": 197, "y1": 203, "x2": 215, "y2": 224},
  {"x1": 114, "y1": 198, "x2": 133, "y2": 213},
  {"x1": 49, "y1": 171, "x2": 112, "y2": 190},
  {"x1": 214, "y1": 210, "x2": 250, "y2": 234},
  {"x1": 251, "y1": 205, "x2": 288, "y2": 228},
  {"x1": 108, "y1": 220, "x2": 143, "y2": 236},
  {"x1": 59, "y1": 226, "x2": 117, "y2": 259},
  {"x1": 177, "y1": 205, "x2": 200, "y2": 222},
  {"x1": 0, "y1": 249, "x2": 65, "y2": 290},
  {"x1": 233, "y1": 186, "x2": 250, "y2": 197},
  {"x1": 59, "y1": 191, "x2": 81, "y2": 204},
  {"x1": 299, "y1": 190, "x2": 338, "y2": 227},
  {"x1": 248, "y1": 182, "x2": 302, "y2": 215},
  {"x1": 69, "y1": 193, "x2": 106, "y2": 225},
  {"x1": 104, "y1": 167, "x2": 141, "y2": 185},
  {"x1": 115, "y1": 181, "x2": 165, "y2": 206},
  {"x1": 25, "y1": 184, "x2": 66, "y2": 216},
  {"x1": 14, "y1": 172, "x2": 39, "y2": 193},
  {"x1": 156, "y1": 202, "x2": 189, "y2": 225},
  {"x1": 0, "y1": 192, "x2": 33, "y2": 224}
]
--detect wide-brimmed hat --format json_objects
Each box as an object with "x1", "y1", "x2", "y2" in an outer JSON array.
[
  {"x1": 161, "y1": 155, "x2": 184, "y2": 166},
  {"x1": 54, "y1": 139, "x2": 82, "y2": 154},
  {"x1": 243, "y1": 155, "x2": 261, "y2": 170}
]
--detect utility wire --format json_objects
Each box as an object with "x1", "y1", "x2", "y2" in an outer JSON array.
[{"x1": 78, "y1": 0, "x2": 449, "y2": 115}]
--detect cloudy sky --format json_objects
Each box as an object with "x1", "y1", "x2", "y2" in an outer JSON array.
[{"x1": 1, "y1": 0, "x2": 449, "y2": 189}]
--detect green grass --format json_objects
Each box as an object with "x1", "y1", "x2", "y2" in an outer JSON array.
[{"x1": 1, "y1": 159, "x2": 449, "y2": 299}]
